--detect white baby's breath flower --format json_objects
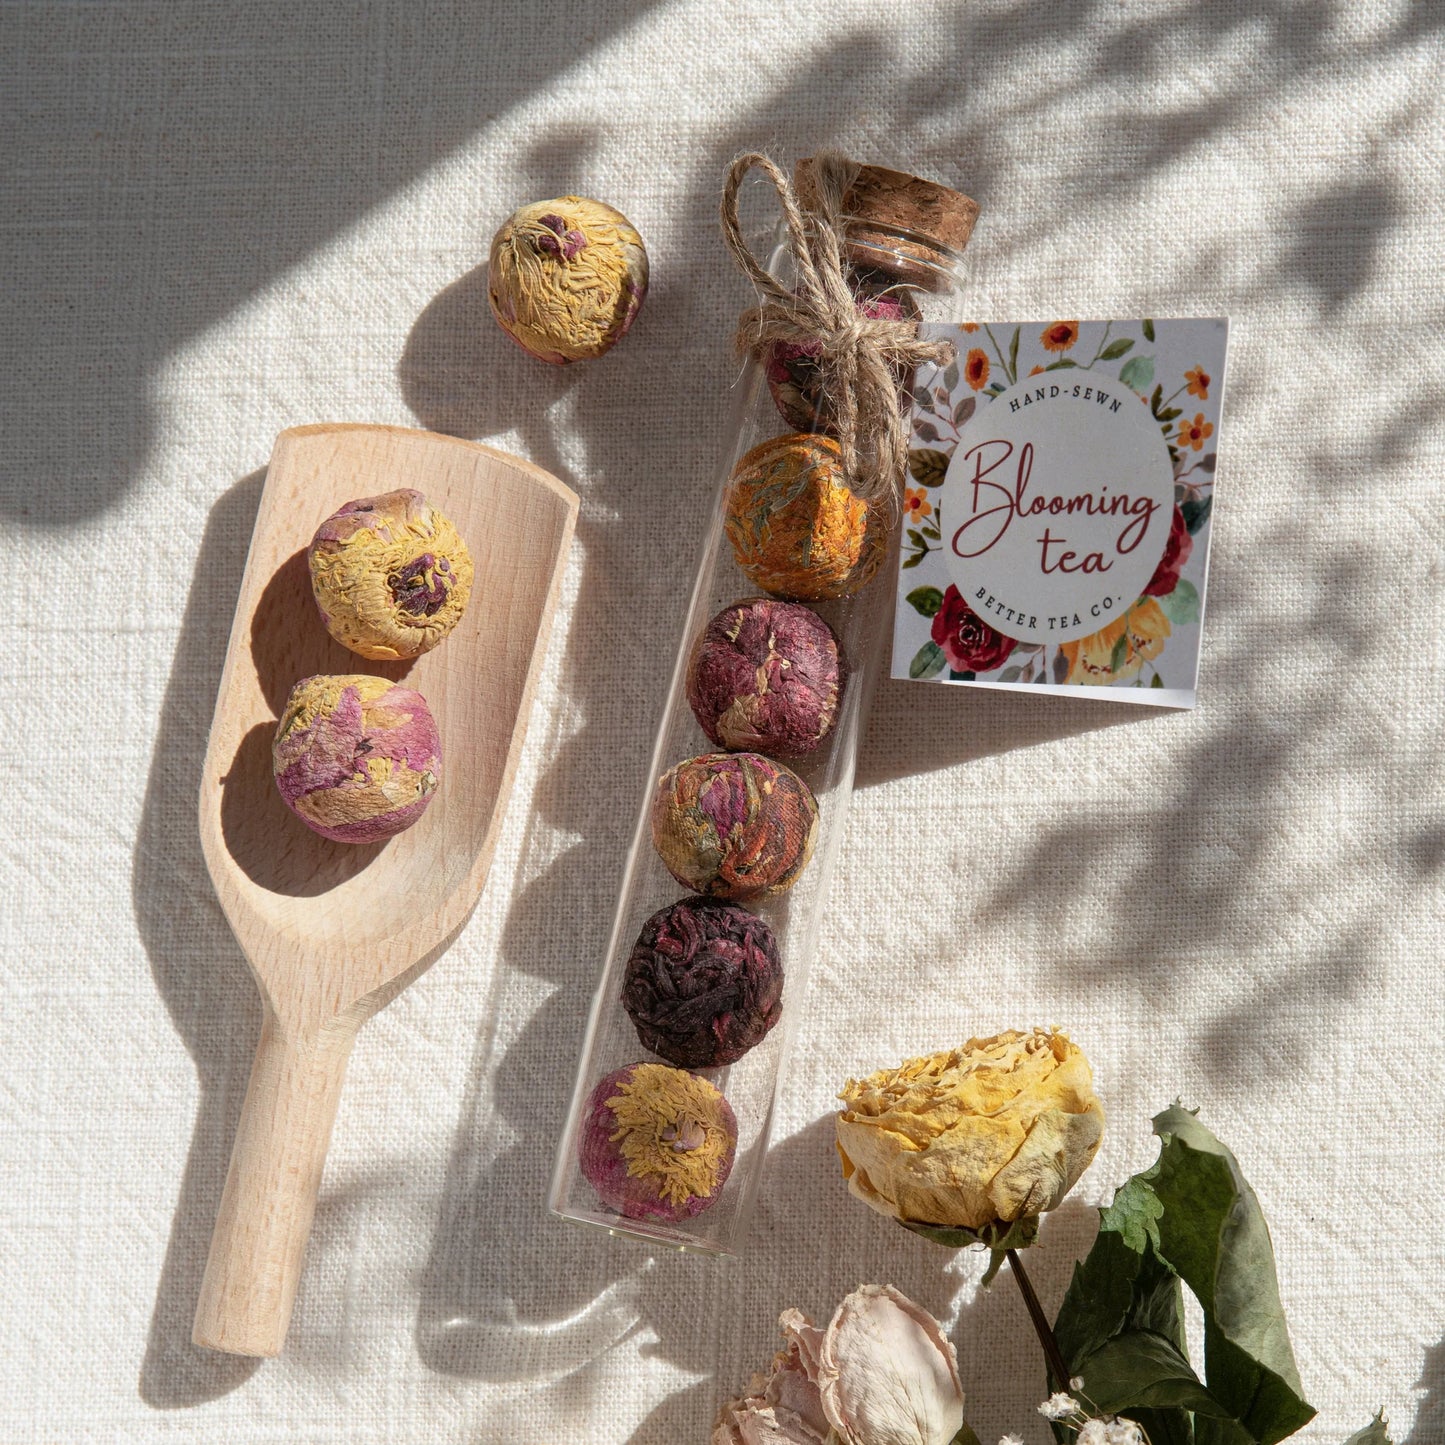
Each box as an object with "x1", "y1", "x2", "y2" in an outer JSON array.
[
  {"x1": 1069, "y1": 1377, "x2": 1085, "y2": 1391},
  {"x1": 1077, "y1": 1422, "x2": 1108, "y2": 1445},
  {"x1": 999, "y1": 1435, "x2": 1025, "y2": 1445},
  {"x1": 1038, "y1": 1393, "x2": 1080, "y2": 1421},
  {"x1": 1104, "y1": 1420, "x2": 1145, "y2": 1445}
]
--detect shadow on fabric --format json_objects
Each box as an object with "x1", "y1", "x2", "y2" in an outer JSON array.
[
  {"x1": 132, "y1": 469, "x2": 267, "y2": 1406},
  {"x1": 397, "y1": 1, "x2": 1442, "y2": 1439},
  {"x1": 1, "y1": 0, "x2": 667, "y2": 528}
]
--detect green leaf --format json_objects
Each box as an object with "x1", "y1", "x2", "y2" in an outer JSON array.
[
  {"x1": 1143, "y1": 318, "x2": 1156, "y2": 341},
  {"x1": 908, "y1": 448, "x2": 950, "y2": 487},
  {"x1": 1075, "y1": 1330, "x2": 1232, "y2": 1417},
  {"x1": 1055, "y1": 1221, "x2": 1161, "y2": 1368},
  {"x1": 1101, "y1": 1172, "x2": 1165, "y2": 1253},
  {"x1": 1158, "y1": 579, "x2": 1200, "y2": 626},
  {"x1": 1109, "y1": 631, "x2": 1129, "y2": 673},
  {"x1": 1119, "y1": 355, "x2": 1156, "y2": 392},
  {"x1": 948, "y1": 1420, "x2": 984, "y2": 1445},
  {"x1": 908, "y1": 640, "x2": 946, "y2": 680},
  {"x1": 1146, "y1": 1106, "x2": 1316, "y2": 1444},
  {"x1": 1159, "y1": 406, "x2": 1183, "y2": 422},
  {"x1": 1196, "y1": 451, "x2": 1217, "y2": 473},
  {"x1": 1151, "y1": 673, "x2": 1165, "y2": 688},
  {"x1": 1046, "y1": 358, "x2": 1078, "y2": 370},
  {"x1": 1053, "y1": 1108, "x2": 1316, "y2": 1445},
  {"x1": 988, "y1": 381, "x2": 1006, "y2": 395},
  {"x1": 1127, "y1": 1407, "x2": 1197, "y2": 1445},
  {"x1": 1008, "y1": 326, "x2": 1020, "y2": 382},
  {"x1": 1100, "y1": 337, "x2": 1135, "y2": 360},
  {"x1": 943, "y1": 358, "x2": 961, "y2": 393},
  {"x1": 1151, "y1": 383, "x2": 1164, "y2": 412},
  {"x1": 1181, "y1": 496, "x2": 1213, "y2": 535},
  {"x1": 901, "y1": 552, "x2": 923, "y2": 569},
  {"x1": 953, "y1": 395, "x2": 977, "y2": 428},
  {"x1": 906, "y1": 586, "x2": 945, "y2": 618},
  {"x1": 1341, "y1": 1411, "x2": 1395, "y2": 1445}
]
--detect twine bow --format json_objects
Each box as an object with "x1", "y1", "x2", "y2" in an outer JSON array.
[{"x1": 719, "y1": 151, "x2": 956, "y2": 509}]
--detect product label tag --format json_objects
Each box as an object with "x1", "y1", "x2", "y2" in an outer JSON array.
[{"x1": 893, "y1": 318, "x2": 1227, "y2": 706}]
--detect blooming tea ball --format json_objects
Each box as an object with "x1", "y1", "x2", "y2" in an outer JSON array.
[
  {"x1": 650, "y1": 752, "x2": 817, "y2": 900},
  {"x1": 578, "y1": 1062, "x2": 737, "y2": 1222},
  {"x1": 273, "y1": 675, "x2": 441, "y2": 844},
  {"x1": 309, "y1": 489, "x2": 473, "y2": 661},
  {"x1": 488, "y1": 196, "x2": 648, "y2": 364},
  {"x1": 766, "y1": 290, "x2": 915, "y2": 433},
  {"x1": 623, "y1": 897, "x2": 783, "y2": 1068},
  {"x1": 687, "y1": 597, "x2": 842, "y2": 757},
  {"x1": 725, "y1": 433, "x2": 881, "y2": 601}
]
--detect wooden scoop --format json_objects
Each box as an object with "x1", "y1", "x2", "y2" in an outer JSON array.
[{"x1": 192, "y1": 424, "x2": 577, "y2": 1357}]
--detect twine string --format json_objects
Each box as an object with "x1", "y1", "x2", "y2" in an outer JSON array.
[{"x1": 719, "y1": 150, "x2": 955, "y2": 508}]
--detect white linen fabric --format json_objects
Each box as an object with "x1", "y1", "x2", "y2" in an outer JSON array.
[{"x1": 3, "y1": 2, "x2": 1442, "y2": 1441}]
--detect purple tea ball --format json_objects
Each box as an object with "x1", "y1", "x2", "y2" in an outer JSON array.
[
  {"x1": 686, "y1": 597, "x2": 842, "y2": 756},
  {"x1": 623, "y1": 897, "x2": 783, "y2": 1068},
  {"x1": 578, "y1": 1062, "x2": 738, "y2": 1222},
  {"x1": 272, "y1": 674, "x2": 441, "y2": 844}
]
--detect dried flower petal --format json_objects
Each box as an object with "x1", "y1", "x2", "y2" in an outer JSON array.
[
  {"x1": 818, "y1": 1285, "x2": 964, "y2": 1445},
  {"x1": 1039, "y1": 1393, "x2": 1081, "y2": 1421},
  {"x1": 715, "y1": 1286, "x2": 963, "y2": 1445}
]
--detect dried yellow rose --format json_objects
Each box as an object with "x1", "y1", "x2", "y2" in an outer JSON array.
[{"x1": 835, "y1": 1028, "x2": 1103, "y2": 1236}]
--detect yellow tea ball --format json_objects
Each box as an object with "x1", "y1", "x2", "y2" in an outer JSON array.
[
  {"x1": 309, "y1": 489, "x2": 473, "y2": 661},
  {"x1": 724, "y1": 433, "x2": 881, "y2": 601},
  {"x1": 488, "y1": 196, "x2": 648, "y2": 364}
]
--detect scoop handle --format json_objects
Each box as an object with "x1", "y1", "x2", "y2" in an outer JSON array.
[{"x1": 193, "y1": 1007, "x2": 359, "y2": 1356}]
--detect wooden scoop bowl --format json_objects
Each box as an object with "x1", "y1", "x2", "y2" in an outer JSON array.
[{"x1": 192, "y1": 424, "x2": 577, "y2": 1356}]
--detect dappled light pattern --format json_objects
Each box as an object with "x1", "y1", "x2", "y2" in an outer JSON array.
[{"x1": 4, "y1": 1, "x2": 1441, "y2": 1441}]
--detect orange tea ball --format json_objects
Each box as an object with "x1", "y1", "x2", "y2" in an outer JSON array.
[{"x1": 723, "y1": 433, "x2": 881, "y2": 601}]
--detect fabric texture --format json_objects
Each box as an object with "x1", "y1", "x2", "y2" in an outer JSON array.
[{"x1": 3, "y1": 2, "x2": 1442, "y2": 1440}]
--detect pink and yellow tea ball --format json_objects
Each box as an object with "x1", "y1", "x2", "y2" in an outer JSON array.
[
  {"x1": 578, "y1": 1062, "x2": 737, "y2": 1222},
  {"x1": 308, "y1": 489, "x2": 472, "y2": 661},
  {"x1": 488, "y1": 196, "x2": 648, "y2": 364},
  {"x1": 272, "y1": 675, "x2": 441, "y2": 845}
]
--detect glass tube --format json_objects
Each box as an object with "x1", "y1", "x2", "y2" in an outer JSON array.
[{"x1": 549, "y1": 212, "x2": 970, "y2": 1255}]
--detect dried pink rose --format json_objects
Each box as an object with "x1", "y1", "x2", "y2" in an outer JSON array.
[{"x1": 714, "y1": 1285, "x2": 964, "y2": 1445}]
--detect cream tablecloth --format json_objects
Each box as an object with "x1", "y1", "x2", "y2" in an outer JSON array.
[{"x1": 4, "y1": 2, "x2": 1443, "y2": 1440}]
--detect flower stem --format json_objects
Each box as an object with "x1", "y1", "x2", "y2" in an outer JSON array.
[{"x1": 1006, "y1": 1248, "x2": 1071, "y2": 1391}]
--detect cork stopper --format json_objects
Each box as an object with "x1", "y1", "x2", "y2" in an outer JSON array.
[{"x1": 794, "y1": 156, "x2": 979, "y2": 290}]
